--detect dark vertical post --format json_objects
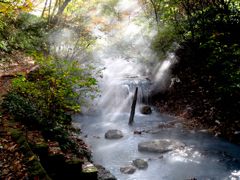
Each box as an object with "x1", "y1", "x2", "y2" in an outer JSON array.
[{"x1": 129, "y1": 87, "x2": 138, "y2": 125}]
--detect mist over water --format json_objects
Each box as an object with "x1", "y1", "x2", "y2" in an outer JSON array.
[
  {"x1": 47, "y1": 0, "x2": 174, "y2": 113},
  {"x1": 45, "y1": 0, "x2": 240, "y2": 179},
  {"x1": 85, "y1": 0, "x2": 178, "y2": 114},
  {"x1": 74, "y1": 110, "x2": 240, "y2": 180}
]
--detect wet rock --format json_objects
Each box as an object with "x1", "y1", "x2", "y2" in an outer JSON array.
[
  {"x1": 132, "y1": 159, "x2": 148, "y2": 170},
  {"x1": 105, "y1": 129, "x2": 123, "y2": 139},
  {"x1": 95, "y1": 164, "x2": 117, "y2": 180},
  {"x1": 138, "y1": 139, "x2": 185, "y2": 153},
  {"x1": 145, "y1": 128, "x2": 161, "y2": 134},
  {"x1": 148, "y1": 156, "x2": 163, "y2": 161},
  {"x1": 72, "y1": 123, "x2": 81, "y2": 130},
  {"x1": 120, "y1": 167, "x2": 136, "y2": 174},
  {"x1": 157, "y1": 122, "x2": 172, "y2": 129},
  {"x1": 158, "y1": 155, "x2": 164, "y2": 159},
  {"x1": 141, "y1": 105, "x2": 152, "y2": 114},
  {"x1": 134, "y1": 130, "x2": 142, "y2": 134},
  {"x1": 157, "y1": 121, "x2": 182, "y2": 129}
]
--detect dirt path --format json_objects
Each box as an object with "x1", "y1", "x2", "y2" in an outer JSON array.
[{"x1": 0, "y1": 53, "x2": 37, "y2": 100}]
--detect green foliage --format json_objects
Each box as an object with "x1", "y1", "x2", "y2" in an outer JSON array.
[
  {"x1": 152, "y1": 23, "x2": 181, "y2": 56},
  {"x1": 10, "y1": 54, "x2": 98, "y2": 122},
  {"x1": 0, "y1": 11, "x2": 47, "y2": 58},
  {"x1": 148, "y1": 0, "x2": 240, "y2": 109},
  {"x1": 100, "y1": 0, "x2": 120, "y2": 17},
  {"x1": 1, "y1": 93, "x2": 42, "y2": 126},
  {"x1": 138, "y1": 0, "x2": 181, "y2": 57},
  {"x1": 2, "y1": 54, "x2": 99, "y2": 150},
  {"x1": 200, "y1": 33, "x2": 240, "y2": 105},
  {"x1": 171, "y1": 0, "x2": 240, "y2": 108}
]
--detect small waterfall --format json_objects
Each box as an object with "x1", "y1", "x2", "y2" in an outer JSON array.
[
  {"x1": 98, "y1": 75, "x2": 150, "y2": 114},
  {"x1": 79, "y1": 53, "x2": 177, "y2": 116}
]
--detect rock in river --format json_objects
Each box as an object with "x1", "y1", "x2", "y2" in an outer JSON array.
[
  {"x1": 105, "y1": 129, "x2": 124, "y2": 139},
  {"x1": 132, "y1": 159, "x2": 148, "y2": 170},
  {"x1": 95, "y1": 164, "x2": 117, "y2": 180},
  {"x1": 120, "y1": 167, "x2": 136, "y2": 174},
  {"x1": 138, "y1": 139, "x2": 185, "y2": 153},
  {"x1": 141, "y1": 105, "x2": 152, "y2": 114}
]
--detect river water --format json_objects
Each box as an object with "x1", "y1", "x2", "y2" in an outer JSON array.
[
  {"x1": 72, "y1": 53, "x2": 240, "y2": 180},
  {"x1": 73, "y1": 76, "x2": 240, "y2": 180},
  {"x1": 73, "y1": 110, "x2": 240, "y2": 180}
]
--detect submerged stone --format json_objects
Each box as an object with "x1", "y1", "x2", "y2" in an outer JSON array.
[
  {"x1": 105, "y1": 129, "x2": 123, "y2": 139},
  {"x1": 138, "y1": 139, "x2": 185, "y2": 153},
  {"x1": 120, "y1": 167, "x2": 136, "y2": 174},
  {"x1": 132, "y1": 159, "x2": 148, "y2": 170}
]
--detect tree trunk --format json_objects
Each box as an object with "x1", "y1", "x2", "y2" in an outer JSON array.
[
  {"x1": 48, "y1": 0, "x2": 52, "y2": 24},
  {"x1": 129, "y1": 87, "x2": 138, "y2": 125},
  {"x1": 50, "y1": 0, "x2": 59, "y2": 22},
  {"x1": 41, "y1": 0, "x2": 49, "y2": 18},
  {"x1": 50, "y1": 0, "x2": 71, "y2": 26}
]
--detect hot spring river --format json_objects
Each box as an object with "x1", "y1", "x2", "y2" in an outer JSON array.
[{"x1": 73, "y1": 110, "x2": 240, "y2": 180}]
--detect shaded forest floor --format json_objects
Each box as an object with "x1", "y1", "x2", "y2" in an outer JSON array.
[{"x1": 152, "y1": 54, "x2": 240, "y2": 145}]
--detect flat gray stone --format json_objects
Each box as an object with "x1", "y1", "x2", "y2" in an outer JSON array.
[
  {"x1": 105, "y1": 129, "x2": 123, "y2": 139},
  {"x1": 138, "y1": 139, "x2": 185, "y2": 153}
]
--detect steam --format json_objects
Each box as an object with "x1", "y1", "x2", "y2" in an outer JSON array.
[
  {"x1": 46, "y1": 0, "x2": 177, "y2": 113},
  {"x1": 150, "y1": 53, "x2": 177, "y2": 94},
  {"x1": 90, "y1": 0, "x2": 177, "y2": 114}
]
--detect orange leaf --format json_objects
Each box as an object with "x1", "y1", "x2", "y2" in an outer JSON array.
[{"x1": 14, "y1": 164, "x2": 21, "y2": 171}]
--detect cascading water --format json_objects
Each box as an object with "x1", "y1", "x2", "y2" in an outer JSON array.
[{"x1": 86, "y1": 56, "x2": 155, "y2": 116}]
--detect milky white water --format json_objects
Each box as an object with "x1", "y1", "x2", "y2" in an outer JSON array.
[
  {"x1": 73, "y1": 67, "x2": 240, "y2": 180},
  {"x1": 73, "y1": 109, "x2": 240, "y2": 180},
  {"x1": 68, "y1": 0, "x2": 240, "y2": 178},
  {"x1": 72, "y1": 49, "x2": 240, "y2": 180}
]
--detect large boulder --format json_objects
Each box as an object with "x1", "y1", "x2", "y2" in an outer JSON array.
[
  {"x1": 138, "y1": 139, "x2": 185, "y2": 153},
  {"x1": 141, "y1": 105, "x2": 152, "y2": 114},
  {"x1": 120, "y1": 167, "x2": 136, "y2": 174},
  {"x1": 105, "y1": 129, "x2": 123, "y2": 139},
  {"x1": 132, "y1": 159, "x2": 148, "y2": 170}
]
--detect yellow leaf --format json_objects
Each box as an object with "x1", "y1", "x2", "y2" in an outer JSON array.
[{"x1": 29, "y1": 156, "x2": 35, "y2": 161}]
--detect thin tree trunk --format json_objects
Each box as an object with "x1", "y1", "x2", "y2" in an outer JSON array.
[
  {"x1": 41, "y1": 0, "x2": 49, "y2": 18},
  {"x1": 50, "y1": 0, "x2": 59, "y2": 22},
  {"x1": 129, "y1": 87, "x2": 138, "y2": 125},
  {"x1": 48, "y1": 0, "x2": 52, "y2": 24}
]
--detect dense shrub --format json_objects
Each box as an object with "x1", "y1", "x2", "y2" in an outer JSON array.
[{"x1": 2, "y1": 54, "x2": 99, "y2": 150}]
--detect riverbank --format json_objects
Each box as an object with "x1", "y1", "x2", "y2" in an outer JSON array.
[
  {"x1": 0, "y1": 110, "x2": 97, "y2": 179},
  {"x1": 0, "y1": 58, "x2": 116, "y2": 180},
  {"x1": 0, "y1": 106, "x2": 118, "y2": 180},
  {"x1": 152, "y1": 61, "x2": 240, "y2": 145}
]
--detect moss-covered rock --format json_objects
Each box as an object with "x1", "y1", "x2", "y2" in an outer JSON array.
[
  {"x1": 10, "y1": 128, "x2": 51, "y2": 180},
  {"x1": 82, "y1": 161, "x2": 98, "y2": 179}
]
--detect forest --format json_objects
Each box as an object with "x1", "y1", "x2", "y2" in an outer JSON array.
[{"x1": 0, "y1": 0, "x2": 240, "y2": 179}]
